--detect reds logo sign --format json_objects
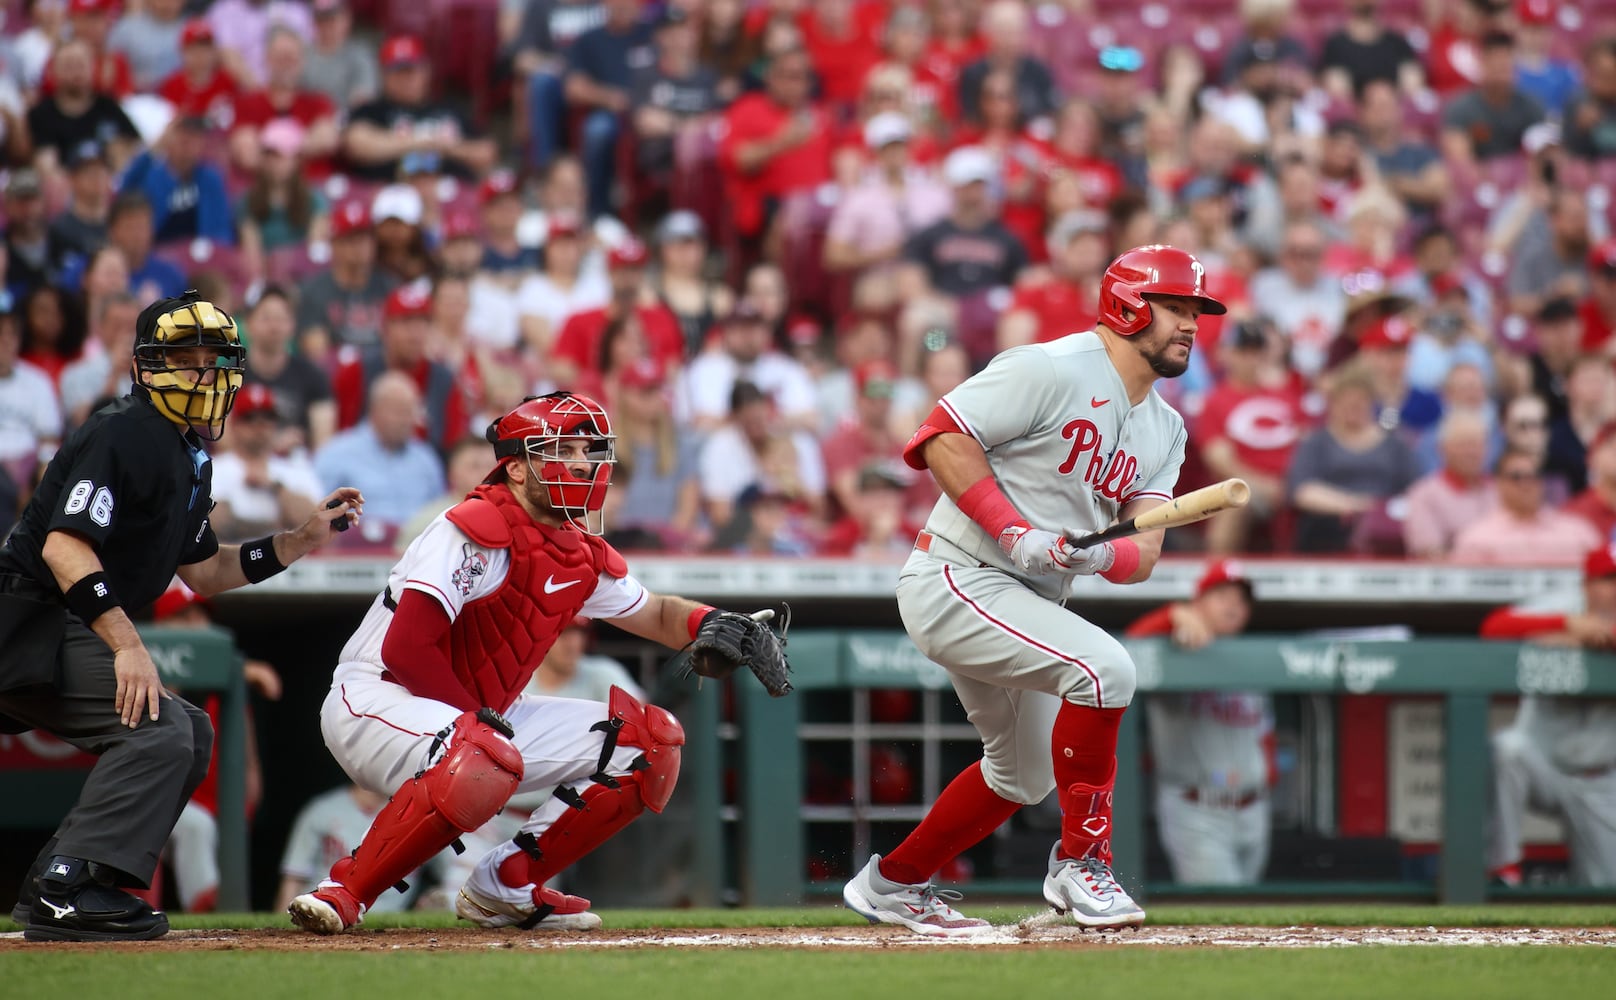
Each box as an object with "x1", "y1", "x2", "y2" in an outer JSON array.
[{"x1": 1059, "y1": 418, "x2": 1141, "y2": 502}]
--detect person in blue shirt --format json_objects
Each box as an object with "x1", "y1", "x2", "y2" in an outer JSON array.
[
  {"x1": 104, "y1": 193, "x2": 188, "y2": 301},
  {"x1": 562, "y1": 0, "x2": 655, "y2": 218},
  {"x1": 119, "y1": 114, "x2": 236, "y2": 247},
  {"x1": 1516, "y1": 0, "x2": 1581, "y2": 118},
  {"x1": 313, "y1": 371, "x2": 445, "y2": 529}
]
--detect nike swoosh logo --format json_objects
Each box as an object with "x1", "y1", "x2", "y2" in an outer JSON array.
[
  {"x1": 543, "y1": 576, "x2": 582, "y2": 594},
  {"x1": 1091, "y1": 397, "x2": 1109, "y2": 408}
]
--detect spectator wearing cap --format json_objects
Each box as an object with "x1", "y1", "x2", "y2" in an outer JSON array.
[
  {"x1": 997, "y1": 210, "x2": 1107, "y2": 351},
  {"x1": 511, "y1": 211, "x2": 610, "y2": 356},
  {"x1": 551, "y1": 239, "x2": 684, "y2": 385},
  {"x1": 956, "y1": 0, "x2": 1057, "y2": 128},
  {"x1": 1566, "y1": 37, "x2": 1616, "y2": 159},
  {"x1": 4, "y1": 168, "x2": 62, "y2": 296},
  {"x1": 1452, "y1": 446, "x2": 1602, "y2": 564},
  {"x1": 206, "y1": 0, "x2": 314, "y2": 91},
  {"x1": 1508, "y1": 188, "x2": 1594, "y2": 320},
  {"x1": 630, "y1": 6, "x2": 723, "y2": 183},
  {"x1": 528, "y1": 153, "x2": 634, "y2": 264},
  {"x1": 1318, "y1": 0, "x2": 1424, "y2": 100},
  {"x1": 303, "y1": 0, "x2": 379, "y2": 109},
  {"x1": 651, "y1": 210, "x2": 734, "y2": 357},
  {"x1": 818, "y1": 462, "x2": 922, "y2": 557},
  {"x1": 40, "y1": 0, "x2": 133, "y2": 98},
  {"x1": 332, "y1": 283, "x2": 467, "y2": 452},
  {"x1": 229, "y1": 27, "x2": 340, "y2": 178},
  {"x1": 698, "y1": 379, "x2": 827, "y2": 535},
  {"x1": 1580, "y1": 240, "x2": 1616, "y2": 353},
  {"x1": 1546, "y1": 353, "x2": 1616, "y2": 493},
  {"x1": 1354, "y1": 313, "x2": 1444, "y2": 434},
  {"x1": 1405, "y1": 280, "x2": 1494, "y2": 395},
  {"x1": 57, "y1": 290, "x2": 138, "y2": 430},
  {"x1": 243, "y1": 285, "x2": 335, "y2": 453},
  {"x1": 1402, "y1": 410, "x2": 1499, "y2": 558},
  {"x1": 316, "y1": 371, "x2": 446, "y2": 530},
  {"x1": 296, "y1": 200, "x2": 396, "y2": 359},
  {"x1": 1197, "y1": 320, "x2": 1310, "y2": 554},
  {"x1": 1518, "y1": 297, "x2": 1584, "y2": 422},
  {"x1": 106, "y1": 0, "x2": 189, "y2": 92},
  {"x1": 1358, "y1": 81, "x2": 1448, "y2": 217},
  {"x1": 552, "y1": 0, "x2": 655, "y2": 219},
  {"x1": 607, "y1": 356, "x2": 703, "y2": 549},
  {"x1": 436, "y1": 212, "x2": 484, "y2": 279},
  {"x1": 682, "y1": 299, "x2": 819, "y2": 433},
  {"x1": 48, "y1": 142, "x2": 114, "y2": 265},
  {"x1": 823, "y1": 111, "x2": 950, "y2": 288},
  {"x1": 0, "y1": 295, "x2": 62, "y2": 495},
  {"x1": 1564, "y1": 421, "x2": 1616, "y2": 542},
  {"x1": 1289, "y1": 361, "x2": 1421, "y2": 553},
  {"x1": 26, "y1": 37, "x2": 141, "y2": 177},
  {"x1": 719, "y1": 47, "x2": 833, "y2": 244},
  {"x1": 1248, "y1": 220, "x2": 1347, "y2": 379},
  {"x1": 1441, "y1": 31, "x2": 1546, "y2": 168},
  {"x1": 820, "y1": 359, "x2": 908, "y2": 521},
  {"x1": 1093, "y1": 45, "x2": 1148, "y2": 168},
  {"x1": 104, "y1": 193, "x2": 186, "y2": 300},
  {"x1": 1128, "y1": 560, "x2": 1271, "y2": 886},
  {"x1": 119, "y1": 113, "x2": 236, "y2": 246},
  {"x1": 344, "y1": 34, "x2": 497, "y2": 182},
  {"x1": 477, "y1": 171, "x2": 538, "y2": 275},
  {"x1": 156, "y1": 18, "x2": 242, "y2": 131},
  {"x1": 1513, "y1": 0, "x2": 1580, "y2": 117},
  {"x1": 1393, "y1": 227, "x2": 1495, "y2": 336},
  {"x1": 238, "y1": 119, "x2": 330, "y2": 282},
  {"x1": 370, "y1": 183, "x2": 433, "y2": 283},
  {"x1": 210, "y1": 384, "x2": 323, "y2": 542}
]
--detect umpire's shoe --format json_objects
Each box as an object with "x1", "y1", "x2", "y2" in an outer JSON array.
[{"x1": 23, "y1": 857, "x2": 169, "y2": 942}]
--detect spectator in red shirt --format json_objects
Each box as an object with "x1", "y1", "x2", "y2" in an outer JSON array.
[
  {"x1": 1565, "y1": 421, "x2": 1616, "y2": 543},
  {"x1": 229, "y1": 27, "x2": 340, "y2": 178},
  {"x1": 952, "y1": 66, "x2": 1048, "y2": 257},
  {"x1": 798, "y1": 0, "x2": 884, "y2": 111},
  {"x1": 1580, "y1": 240, "x2": 1616, "y2": 354},
  {"x1": 818, "y1": 462, "x2": 922, "y2": 557},
  {"x1": 332, "y1": 283, "x2": 467, "y2": 452},
  {"x1": 42, "y1": 0, "x2": 133, "y2": 99},
  {"x1": 868, "y1": 4, "x2": 958, "y2": 132},
  {"x1": 821, "y1": 360, "x2": 904, "y2": 520},
  {"x1": 552, "y1": 239, "x2": 684, "y2": 385},
  {"x1": 1197, "y1": 320, "x2": 1309, "y2": 553},
  {"x1": 719, "y1": 47, "x2": 832, "y2": 244},
  {"x1": 157, "y1": 20, "x2": 242, "y2": 130},
  {"x1": 1046, "y1": 100, "x2": 1125, "y2": 210},
  {"x1": 997, "y1": 209, "x2": 1107, "y2": 351}
]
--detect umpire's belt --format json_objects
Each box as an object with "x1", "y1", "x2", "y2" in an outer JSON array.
[
  {"x1": 0, "y1": 571, "x2": 58, "y2": 604},
  {"x1": 1182, "y1": 787, "x2": 1264, "y2": 809},
  {"x1": 914, "y1": 531, "x2": 990, "y2": 569}
]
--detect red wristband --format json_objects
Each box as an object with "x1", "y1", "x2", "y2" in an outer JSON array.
[
  {"x1": 955, "y1": 476, "x2": 1025, "y2": 541},
  {"x1": 1099, "y1": 537, "x2": 1141, "y2": 584},
  {"x1": 688, "y1": 605, "x2": 717, "y2": 641}
]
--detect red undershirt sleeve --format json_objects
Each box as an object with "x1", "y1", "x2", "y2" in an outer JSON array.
[
  {"x1": 381, "y1": 589, "x2": 479, "y2": 712},
  {"x1": 1478, "y1": 608, "x2": 1570, "y2": 640}
]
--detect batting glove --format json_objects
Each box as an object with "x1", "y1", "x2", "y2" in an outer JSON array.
[
  {"x1": 1059, "y1": 528, "x2": 1117, "y2": 576},
  {"x1": 999, "y1": 524, "x2": 1081, "y2": 575}
]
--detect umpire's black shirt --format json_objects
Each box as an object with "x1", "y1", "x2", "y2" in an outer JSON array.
[{"x1": 0, "y1": 394, "x2": 219, "y2": 614}]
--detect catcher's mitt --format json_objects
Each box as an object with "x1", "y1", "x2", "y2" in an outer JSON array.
[{"x1": 679, "y1": 605, "x2": 793, "y2": 697}]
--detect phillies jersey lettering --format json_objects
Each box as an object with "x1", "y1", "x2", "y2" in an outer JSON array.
[{"x1": 923, "y1": 333, "x2": 1187, "y2": 596}]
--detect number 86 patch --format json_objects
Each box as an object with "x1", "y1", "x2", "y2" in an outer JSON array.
[{"x1": 63, "y1": 479, "x2": 115, "y2": 527}]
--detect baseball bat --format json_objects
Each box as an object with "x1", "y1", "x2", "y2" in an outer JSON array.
[{"x1": 1066, "y1": 478, "x2": 1251, "y2": 549}]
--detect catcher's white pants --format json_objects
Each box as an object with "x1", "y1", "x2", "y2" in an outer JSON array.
[
  {"x1": 167, "y1": 800, "x2": 219, "y2": 910},
  {"x1": 1155, "y1": 787, "x2": 1270, "y2": 885},
  {"x1": 895, "y1": 546, "x2": 1138, "y2": 804},
  {"x1": 1490, "y1": 725, "x2": 1616, "y2": 886}
]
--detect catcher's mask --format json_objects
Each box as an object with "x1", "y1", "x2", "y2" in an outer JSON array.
[
  {"x1": 485, "y1": 392, "x2": 616, "y2": 535},
  {"x1": 132, "y1": 291, "x2": 246, "y2": 441}
]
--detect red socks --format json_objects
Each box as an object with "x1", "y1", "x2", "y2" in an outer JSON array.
[
  {"x1": 878, "y1": 762, "x2": 1020, "y2": 885},
  {"x1": 1052, "y1": 701, "x2": 1126, "y2": 863}
]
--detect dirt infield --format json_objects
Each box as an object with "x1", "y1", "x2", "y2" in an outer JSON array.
[{"x1": 4, "y1": 923, "x2": 1614, "y2": 952}]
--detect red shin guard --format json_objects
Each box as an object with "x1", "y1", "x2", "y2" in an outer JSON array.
[
  {"x1": 880, "y1": 762, "x2": 1021, "y2": 885},
  {"x1": 498, "y1": 770, "x2": 653, "y2": 889},
  {"x1": 335, "y1": 711, "x2": 523, "y2": 906}
]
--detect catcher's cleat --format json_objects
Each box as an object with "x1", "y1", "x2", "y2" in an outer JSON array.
[
  {"x1": 455, "y1": 882, "x2": 602, "y2": 930},
  {"x1": 1042, "y1": 845, "x2": 1146, "y2": 929},
  {"x1": 23, "y1": 857, "x2": 168, "y2": 943},
  {"x1": 841, "y1": 853, "x2": 992, "y2": 938},
  {"x1": 288, "y1": 883, "x2": 365, "y2": 935}
]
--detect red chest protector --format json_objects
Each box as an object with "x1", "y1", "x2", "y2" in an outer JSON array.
[{"x1": 442, "y1": 484, "x2": 629, "y2": 712}]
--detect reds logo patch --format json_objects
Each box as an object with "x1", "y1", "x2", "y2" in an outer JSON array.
[{"x1": 451, "y1": 543, "x2": 488, "y2": 596}]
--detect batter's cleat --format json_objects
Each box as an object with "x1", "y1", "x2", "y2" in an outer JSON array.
[
  {"x1": 841, "y1": 853, "x2": 993, "y2": 938},
  {"x1": 1042, "y1": 845, "x2": 1146, "y2": 929},
  {"x1": 455, "y1": 881, "x2": 602, "y2": 930},
  {"x1": 23, "y1": 857, "x2": 169, "y2": 943},
  {"x1": 287, "y1": 882, "x2": 365, "y2": 935}
]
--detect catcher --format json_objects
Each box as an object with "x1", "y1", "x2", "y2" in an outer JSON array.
[{"x1": 289, "y1": 392, "x2": 790, "y2": 934}]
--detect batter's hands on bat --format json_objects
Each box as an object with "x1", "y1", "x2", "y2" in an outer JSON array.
[
  {"x1": 1058, "y1": 529, "x2": 1117, "y2": 576},
  {"x1": 999, "y1": 525, "x2": 1076, "y2": 574}
]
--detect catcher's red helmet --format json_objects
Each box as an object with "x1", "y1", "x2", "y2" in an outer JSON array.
[
  {"x1": 486, "y1": 392, "x2": 616, "y2": 533},
  {"x1": 1097, "y1": 244, "x2": 1227, "y2": 336}
]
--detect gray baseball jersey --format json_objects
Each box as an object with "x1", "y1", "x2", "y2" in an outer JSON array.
[{"x1": 924, "y1": 333, "x2": 1188, "y2": 601}]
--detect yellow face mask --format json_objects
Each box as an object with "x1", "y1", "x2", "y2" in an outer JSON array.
[{"x1": 133, "y1": 299, "x2": 247, "y2": 441}]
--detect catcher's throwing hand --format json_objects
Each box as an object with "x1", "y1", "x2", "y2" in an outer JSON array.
[{"x1": 686, "y1": 606, "x2": 794, "y2": 697}]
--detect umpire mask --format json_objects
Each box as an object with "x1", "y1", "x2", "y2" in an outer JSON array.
[{"x1": 132, "y1": 292, "x2": 246, "y2": 441}]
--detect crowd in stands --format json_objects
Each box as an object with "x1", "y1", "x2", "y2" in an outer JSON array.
[{"x1": 7, "y1": 0, "x2": 1616, "y2": 563}]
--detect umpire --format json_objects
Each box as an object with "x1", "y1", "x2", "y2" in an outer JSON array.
[{"x1": 0, "y1": 292, "x2": 362, "y2": 942}]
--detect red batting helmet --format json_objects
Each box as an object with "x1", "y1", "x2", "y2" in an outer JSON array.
[
  {"x1": 485, "y1": 392, "x2": 616, "y2": 534},
  {"x1": 1098, "y1": 244, "x2": 1227, "y2": 336}
]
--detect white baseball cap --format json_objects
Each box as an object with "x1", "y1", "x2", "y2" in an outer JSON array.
[
  {"x1": 371, "y1": 183, "x2": 423, "y2": 226},
  {"x1": 864, "y1": 111, "x2": 913, "y2": 150},
  {"x1": 943, "y1": 145, "x2": 995, "y2": 187}
]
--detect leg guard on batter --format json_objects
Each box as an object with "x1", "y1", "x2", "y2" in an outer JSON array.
[
  {"x1": 1058, "y1": 758, "x2": 1117, "y2": 864},
  {"x1": 334, "y1": 709, "x2": 524, "y2": 908},
  {"x1": 498, "y1": 687, "x2": 683, "y2": 892}
]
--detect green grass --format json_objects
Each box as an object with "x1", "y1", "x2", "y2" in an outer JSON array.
[
  {"x1": 2, "y1": 903, "x2": 1613, "y2": 933},
  {"x1": 3, "y1": 948, "x2": 1613, "y2": 1000}
]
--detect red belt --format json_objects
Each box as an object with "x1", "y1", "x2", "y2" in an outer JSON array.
[
  {"x1": 915, "y1": 531, "x2": 990, "y2": 568},
  {"x1": 1182, "y1": 788, "x2": 1262, "y2": 809}
]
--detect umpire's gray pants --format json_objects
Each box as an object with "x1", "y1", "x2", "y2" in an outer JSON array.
[{"x1": 0, "y1": 621, "x2": 213, "y2": 887}]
